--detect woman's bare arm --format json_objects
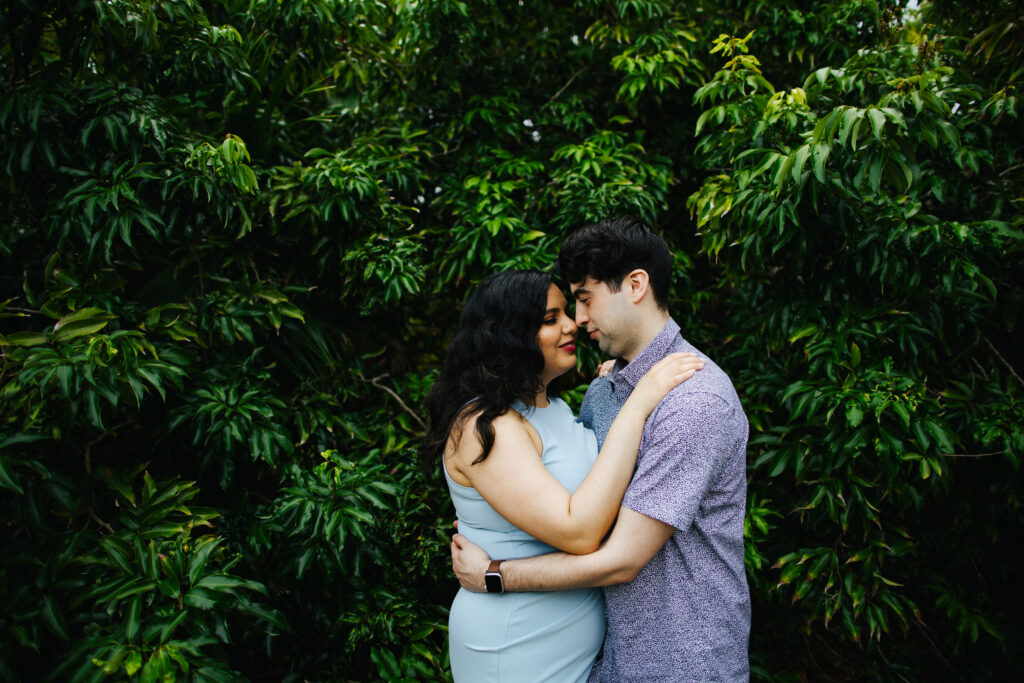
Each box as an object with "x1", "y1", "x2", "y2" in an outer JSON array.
[{"x1": 447, "y1": 352, "x2": 703, "y2": 554}]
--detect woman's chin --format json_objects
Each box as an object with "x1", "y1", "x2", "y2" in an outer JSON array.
[
  {"x1": 541, "y1": 363, "x2": 576, "y2": 386},
  {"x1": 554, "y1": 361, "x2": 579, "y2": 378}
]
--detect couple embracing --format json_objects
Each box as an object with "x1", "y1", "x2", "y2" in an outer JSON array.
[{"x1": 426, "y1": 217, "x2": 750, "y2": 682}]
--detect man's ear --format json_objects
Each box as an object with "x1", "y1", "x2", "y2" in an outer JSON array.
[{"x1": 624, "y1": 269, "x2": 650, "y2": 304}]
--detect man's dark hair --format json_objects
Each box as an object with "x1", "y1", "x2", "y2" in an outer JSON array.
[{"x1": 557, "y1": 216, "x2": 672, "y2": 310}]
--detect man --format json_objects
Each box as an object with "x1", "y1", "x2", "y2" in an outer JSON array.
[{"x1": 451, "y1": 217, "x2": 751, "y2": 681}]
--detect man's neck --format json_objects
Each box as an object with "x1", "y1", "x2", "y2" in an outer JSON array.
[{"x1": 622, "y1": 311, "x2": 672, "y2": 363}]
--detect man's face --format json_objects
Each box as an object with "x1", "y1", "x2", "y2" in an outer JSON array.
[{"x1": 569, "y1": 277, "x2": 637, "y2": 360}]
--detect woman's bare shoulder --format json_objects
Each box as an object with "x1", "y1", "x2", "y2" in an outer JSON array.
[{"x1": 447, "y1": 406, "x2": 539, "y2": 468}]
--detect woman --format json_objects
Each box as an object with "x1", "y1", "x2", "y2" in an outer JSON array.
[{"x1": 426, "y1": 270, "x2": 703, "y2": 682}]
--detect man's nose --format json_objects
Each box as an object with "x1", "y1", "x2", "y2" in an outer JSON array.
[{"x1": 575, "y1": 306, "x2": 588, "y2": 326}]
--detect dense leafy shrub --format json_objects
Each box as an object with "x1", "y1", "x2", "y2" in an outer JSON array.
[
  {"x1": 689, "y1": 22, "x2": 1024, "y2": 676},
  {"x1": 1, "y1": 0, "x2": 1020, "y2": 680}
]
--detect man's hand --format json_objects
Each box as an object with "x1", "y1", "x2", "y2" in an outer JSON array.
[{"x1": 451, "y1": 533, "x2": 491, "y2": 592}]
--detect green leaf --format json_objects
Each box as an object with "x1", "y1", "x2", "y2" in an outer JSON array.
[
  {"x1": 1, "y1": 331, "x2": 48, "y2": 346},
  {"x1": 867, "y1": 108, "x2": 885, "y2": 141},
  {"x1": 926, "y1": 421, "x2": 956, "y2": 453},
  {"x1": 791, "y1": 145, "x2": 811, "y2": 184},
  {"x1": 936, "y1": 119, "x2": 961, "y2": 148},
  {"x1": 52, "y1": 317, "x2": 113, "y2": 342},
  {"x1": 54, "y1": 307, "x2": 114, "y2": 328},
  {"x1": 42, "y1": 594, "x2": 70, "y2": 640},
  {"x1": 125, "y1": 596, "x2": 141, "y2": 642},
  {"x1": 0, "y1": 432, "x2": 49, "y2": 449},
  {"x1": 85, "y1": 390, "x2": 104, "y2": 429},
  {"x1": 100, "y1": 537, "x2": 134, "y2": 575},
  {"x1": 891, "y1": 402, "x2": 911, "y2": 428},
  {"x1": 811, "y1": 143, "x2": 830, "y2": 183},
  {"x1": 846, "y1": 403, "x2": 864, "y2": 427},
  {"x1": 112, "y1": 580, "x2": 157, "y2": 601},
  {"x1": 101, "y1": 645, "x2": 129, "y2": 674},
  {"x1": 188, "y1": 537, "x2": 222, "y2": 585},
  {"x1": 788, "y1": 324, "x2": 818, "y2": 343},
  {"x1": 0, "y1": 455, "x2": 25, "y2": 494},
  {"x1": 869, "y1": 155, "x2": 884, "y2": 192},
  {"x1": 158, "y1": 609, "x2": 189, "y2": 643},
  {"x1": 194, "y1": 574, "x2": 250, "y2": 591},
  {"x1": 183, "y1": 586, "x2": 219, "y2": 609},
  {"x1": 837, "y1": 107, "x2": 861, "y2": 148},
  {"x1": 140, "y1": 647, "x2": 170, "y2": 683},
  {"x1": 157, "y1": 577, "x2": 181, "y2": 599}
]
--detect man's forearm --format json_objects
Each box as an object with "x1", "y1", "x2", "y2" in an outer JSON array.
[
  {"x1": 451, "y1": 508, "x2": 673, "y2": 593},
  {"x1": 500, "y1": 546, "x2": 635, "y2": 592}
]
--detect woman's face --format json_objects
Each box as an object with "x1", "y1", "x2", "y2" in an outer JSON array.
[{"x1": 536, "y1": 283, "x2": 578, "y2": 387}]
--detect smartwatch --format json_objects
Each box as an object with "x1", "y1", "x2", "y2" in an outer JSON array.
[{"x1": 484, "y1": 560, "x2": 504, "y2": 594}]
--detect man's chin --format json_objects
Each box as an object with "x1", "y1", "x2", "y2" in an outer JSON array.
[{"x1": 597, "y1": 338, "x2": 618, "y2": 358}]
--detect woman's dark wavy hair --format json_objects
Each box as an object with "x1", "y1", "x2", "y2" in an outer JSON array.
[{"x1": 425, "y1": 270, "x2": 552, "y2": 465}]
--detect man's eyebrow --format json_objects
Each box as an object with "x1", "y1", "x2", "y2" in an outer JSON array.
[{"x1": 572, "y1": 288, "x2": 590, "y2": 299}]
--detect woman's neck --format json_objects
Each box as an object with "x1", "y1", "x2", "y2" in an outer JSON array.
[{"x1": 531, "y1": 384, "x2": 551, "y2": 408}]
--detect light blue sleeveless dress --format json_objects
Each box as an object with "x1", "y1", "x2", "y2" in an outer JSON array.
[{"x1": 444, "y1": 397, "x2": 606, "y2": 682}]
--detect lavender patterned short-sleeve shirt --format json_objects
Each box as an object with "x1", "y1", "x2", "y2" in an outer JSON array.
[{"x1": 578, "y1": 319, "x2": 750, "y2": 682}]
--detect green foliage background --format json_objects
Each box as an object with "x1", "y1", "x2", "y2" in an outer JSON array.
[{"x1": 2, "y1": 0, "x2": 1022, "y2": 680}]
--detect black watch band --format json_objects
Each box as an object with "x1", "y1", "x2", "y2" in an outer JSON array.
[{"x1": 484, "y1": 560, "x2": 504, "y2": 594}]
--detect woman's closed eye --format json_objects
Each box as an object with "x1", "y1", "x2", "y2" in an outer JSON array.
[{"x1": 543, "y1": 308, "x2": 571, "y2": 325}]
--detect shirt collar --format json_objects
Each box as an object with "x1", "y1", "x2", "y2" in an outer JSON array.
[{"x1": 611, "y1": 318, "x2": 681, "y2": 390}]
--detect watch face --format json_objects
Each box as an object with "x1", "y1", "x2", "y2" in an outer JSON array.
[{"x1": 484, "y1": 572, "x2": 503, "y2": 594}]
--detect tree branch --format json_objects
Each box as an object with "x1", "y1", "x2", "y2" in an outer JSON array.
[
  {"x1": 357, "y1": 373, "x2": 428, "y2": 432},
  {"x1": 984, "y1": 336, "x2": 1023, "y2": 386},
  {"x1": 88, "y1": 506, "x2": 115, "y2": 535},
  {"x1": 543, "y1": 65, "x2": 589, "y2": 109},
  {"x1": 939, "y1": 450, "x2": 1007, "y2": 458}
]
